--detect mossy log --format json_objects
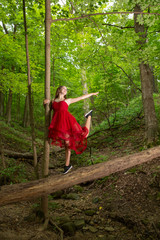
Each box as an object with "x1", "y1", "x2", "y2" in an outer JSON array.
[
  {"x1": 0, "y1": 149, "x2": 36, "y2": 159},
  {"x1": 0, "y1": 146, "x2": 160, "y2": 206},
  {"x1": 0, "y1": 148, "x2": 62, "y2": 160}
]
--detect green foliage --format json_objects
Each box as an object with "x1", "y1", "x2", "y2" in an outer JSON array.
[
  {"x1": 0, "y1": 120, "x2": 32, "y2": 150},
  {"x1": 0, "y1": 158, "x2": 27, "y2": 184},
  {"x1": 73, "y1": 184, "x2": 84, "y2": 193},
  {"x1": 92, "y1": 95, "x2": 143, "y2": 135},
  {"x1": 48, "y1": 201, "x2": 60, "y2": 210},
  {"x1": 0, "y1": 119, "x2": 44, "y2": 152},
  {"x1": 96, "y1": 175, "x2": 118, "y2": 185},
  {"x1": 125, "y1": 167, "x2": 138, "y2": 174},
  {"x1": 87, "y1": 154, "x2": 109, "y2": 165},
  {"x1": 48, "y1": 195, "x2": 60, "y2": 209}
]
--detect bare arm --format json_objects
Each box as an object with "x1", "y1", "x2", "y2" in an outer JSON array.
[
  {"x1": 66, "y1": 92, "x2": 99, "y2": 105},
  {"x1": 43, "y1": 99, "x2": 51, "y2": 105},
  {"x1": 43, "y1": 99, "x2": 53, "y2": 112}
]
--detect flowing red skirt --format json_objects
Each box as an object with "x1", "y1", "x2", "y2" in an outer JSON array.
[{"x1": 48, "y1": 102, "x2": 88, "y2": 154}]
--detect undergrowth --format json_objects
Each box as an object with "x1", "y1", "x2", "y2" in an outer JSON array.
[{"x1": 0, "y1": 158, "x2": 27, "y2": 185}]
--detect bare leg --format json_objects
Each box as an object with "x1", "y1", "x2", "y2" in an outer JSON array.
[
  {"x1": 85, "y1": 116, "x2": 91, "y2": 137},
  {"x1": 65, "y1": 146, "x2": 71, "y2": 166}
]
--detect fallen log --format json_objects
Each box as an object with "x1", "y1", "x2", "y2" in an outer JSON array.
[
  {"x1": 0, "y1": 147, "x2": 63, "y2": 160},
  {"x1": 0, "y1": 149, "x2": 35, "y2": 159},
  {"x1": 0, "y1": 146, "x2": 160, "y2": 207}
]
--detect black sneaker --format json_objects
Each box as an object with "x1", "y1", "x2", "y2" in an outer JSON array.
[
  {"x1": 63, "y1": 165, "x2": 72, "y2": 174},
  {"x1": 85, "y1": 110, "x2": 93, "y2": 118}
]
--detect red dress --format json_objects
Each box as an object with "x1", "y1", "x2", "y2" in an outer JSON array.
[{"x1": 48, "y1": 101, "x2": 88, "y2": 154}]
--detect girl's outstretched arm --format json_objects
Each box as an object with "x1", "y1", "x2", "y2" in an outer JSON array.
[{"x1": 66, "y1": 92, "x2": 99, "y2": 105}]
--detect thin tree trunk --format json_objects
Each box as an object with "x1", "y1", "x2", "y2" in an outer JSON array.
[
  {"x1": 81, "y1": 68, "x2": 89, "y2": 114},
  {"x1": 134, "y1": 4, "x2": 158, "y2": 143},
  {"x1": 22, "y1": 0, "x2": 38, "y2": 177},
  {"x1": 23, "y1": 94, "x2": 30, "y2": 127},
  {"x1": 2, "y1": 26, "x2": 14, "y2": 124},
  {"x1": 16, "y1": 94, "x2": 21, "y2": 122},
  {"x1": 80, "y1": 38, "x2": 89, "y2": 115},
  {"x1": 52, "y1": 55, "x2": 56, "y2": 88},
  {"x1": 0, "y1": 90, "x2": 4, "y2": 117},
  {"x1": 6, "y1": 89, "x2": 12, "y2": 124},
  {"x1": 0, "y1": 66, "x2": 5, "y2": 117},
  {"x1": 41, "y1": 0, "x2": 51, "y2": 221},
  {"x1": 0, "y1": 136, "x2": 6, "y2": 185}
]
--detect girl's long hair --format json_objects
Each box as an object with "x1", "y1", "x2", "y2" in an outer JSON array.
[{"x1": 54, "y1": 86, "x2": 67, "y2": 100}]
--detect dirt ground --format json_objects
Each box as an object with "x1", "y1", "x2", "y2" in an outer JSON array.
[{"x1": 1, "y1": 124, "x2": 160, "y2": 240}]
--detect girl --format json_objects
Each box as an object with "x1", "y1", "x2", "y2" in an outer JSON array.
[{"x1": 44, "y1": 86, "x2": 99, "y2": 174}]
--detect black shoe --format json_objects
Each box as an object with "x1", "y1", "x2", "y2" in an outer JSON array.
[
  {"x1": 85, "y1": 110, "x2": 93, "y2": 118},
  {"x1": 63, "y1": 165, "x2": 72, "y2": 174}
]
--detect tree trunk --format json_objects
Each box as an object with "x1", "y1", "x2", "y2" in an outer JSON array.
[
  {"x1": 81, "y1": 68, "x2": 90, "y2": 114},
  {"x1": 16, "y1": 94, "x2": 21, "y2": 122},
  {"x1": 140, "y1": 63, "x2": 158, "y2": 141},
  {"x1": 80, "y1": 38, "x2": 90, "y2": 115},
  {"x1": 2, "y1": 26, "x2": 14, "y2": 124},
  {"x1": 6, "y1": 89, "x2": 12, "y2": 124},
  {"x1": 0, "y1": 67, "x2": 4, "y2": 117},
  {"x1": 134, "y1": 4, "x2": 158, "y2": 143},
  {"x1": 52, "y1": 55, "x2": 56, "y2": 88},
  {"x1": 0, "y1": 145, "x2": 160, "y2": 207},
  {"x1": 151, "y1": 67, "x2": 158, "y2": 93},
  {"x1": 22, "y1": 0, "x2": 38, "y2": 177},
  {"x1": 23, "y1": 94, "x2": 30, "y2": 127},
  {"x1": 41, "y1": 0, "x2": 51, "y2": 220},
  {"x1": 0, "y1": 136, "x2": 6, "y2": 185},
  {"x1": 0, "y1": 90, "x2": 4, "y2": 117}
]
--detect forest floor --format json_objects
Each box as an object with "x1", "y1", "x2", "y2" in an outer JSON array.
[{"x1": 0, "y1": 119, "x2": 160, "y2": 240}]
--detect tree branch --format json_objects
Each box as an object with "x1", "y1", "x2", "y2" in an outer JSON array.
[
  {"x1": 87, "y1": 17, "x2": 107, "y2": 45},
  {"x1": 14, "y1": 24, "x2": 17, "y2": 35},
  {"x1": 102, "y1": 23, "x2": 134, "y2": 29},
  {"x1": 2, "y1": 23, "x2": 9, "y2": 34},
  {"x1": 51, "y1": 11, "x2": 160, "y2": 23},
  {"x1": 112, "y1": 62, "x2": 142, "y2": 92},
  {"x1": 69, "y1": 1, "x2": 76, "y2": 14}
]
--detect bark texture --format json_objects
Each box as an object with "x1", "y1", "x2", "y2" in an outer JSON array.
[
  {"x1": 0, "y1": 137, "x2": 6, "y2": 185},
  {"x1": 52, "y1": 55, "x2": 56, "y2": 88},
  {"x1": 0, "y1": 91, "x2": 4, "y2": 117},
  {"x1": 3, "y1": 25, "x2": 15, "y2": 125},
  {"x1": 0, "y1": 146, "x2": 160, "y2": 206},
  {"x1": 23, "y1": 94, "x2": 30, "y2": 127},
  {"x1": 41, "y1": 0, "x2": 51, "y2": 219},
  {"x1": 23, "y1": 0, "x2": 38, "y2": 176},
  {"x1": 134, "y1": 5, "x2": 158, "y2": 143},
  {"x1": 81, "y1": 68, "x2": 89, "y2": 114},
  {"x1": 6, "y1": 89, "x2": 12, "y2": 124},
  {"x1": 140, "y1": 63, "x2": 158, "y2": 141},
  {"x1": 16, "y1": 94, "x2": 21, "y2": 122},
  {"x1": 81, "y1": 38, "x2": 89, "y2": 115}
]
